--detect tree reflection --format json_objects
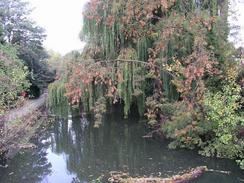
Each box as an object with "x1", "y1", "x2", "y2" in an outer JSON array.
[
  {"x1": 0, "y1": 143, "x2": 52, "y2": 183},
  {"x1": 47, "y1": 114, "x2": 244, "y2": 182},
  {"x1": 1, "y1": 114, "x2": 244, "y2": 183}
]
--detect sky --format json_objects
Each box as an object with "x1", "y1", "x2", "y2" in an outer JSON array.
[
  {"x1": 28, "y1": 0, "x2": 244, "y2": 55},
  {"x1": 29, "y1": 0, "x2": 88, "y2": 55},
  {"x1": 229, "y1": 0, "x2": 244, "y2": 47}
]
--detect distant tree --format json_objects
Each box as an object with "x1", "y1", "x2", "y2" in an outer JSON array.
[
  {"x1": 46, "y1": 50, "x2": 62, "y2": 73},
  {"x1": 0, "y1": 0, "x2": 55, "y2": 94}
]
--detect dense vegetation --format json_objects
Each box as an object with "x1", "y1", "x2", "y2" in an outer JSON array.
[
  {"x1": 51, "y1": 0, "x2": 241, "y2": 168},
  {"x1": 0, "y1": 0, "x2": 55, "y2": 115},
  {"x1": 0, "y1": 44, "x2": 30, "y2": 115}
]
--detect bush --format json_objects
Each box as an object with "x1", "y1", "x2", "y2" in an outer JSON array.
[
  {"x1": 200, "y1": 66, "x2": 244, "y2": 163},
  {"x1": 0, "y1": 44, "x2": 30, "y2": 115},
  {"x1": 162, "y1": 65, "x2": 244, "y2": 168},
  {"x1": 163, "y1": 102, "x2": 210, "y2": 150}
]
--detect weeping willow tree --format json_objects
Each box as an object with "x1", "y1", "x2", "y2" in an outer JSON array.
[
  {"x1": 49, "y1": 0, "x2": 230, "y2": 125},
  {"x1": 47, "y1": 52, "x2": 78, "y2": 117},
  {"x1": 48, "y1": 80, "x2": 69, "y2": 117},
  {"x1": 48, "y1": 0, "x2": 244, "y2": 170}
]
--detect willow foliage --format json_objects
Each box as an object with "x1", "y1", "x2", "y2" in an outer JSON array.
[
  {"x1": 50, "y1": 0, "x2": 231, "y2": 124},
  {"x1": 48, "y1": 80, "x2": 69, "y2": 117}
]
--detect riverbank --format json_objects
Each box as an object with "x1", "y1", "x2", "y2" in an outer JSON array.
[
  {"x1": 3, "y1": 93, "x2": 47, "y2": 122},
  {"x1": 0, "y1": 93, "x2": 49, "y2": 166}
]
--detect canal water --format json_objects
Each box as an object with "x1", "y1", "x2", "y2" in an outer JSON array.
[{"x1": 0, "y1": 113, "x2": 244, "y2": 183}]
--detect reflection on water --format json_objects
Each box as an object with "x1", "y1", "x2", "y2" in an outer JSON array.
[{"x1": 0, "y1": 114, "x2": 244, "y2": 183}]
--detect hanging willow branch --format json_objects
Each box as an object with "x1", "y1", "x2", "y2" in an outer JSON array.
[{"x1": 84, "y1": 59, "x2": 177, "y2": 78}]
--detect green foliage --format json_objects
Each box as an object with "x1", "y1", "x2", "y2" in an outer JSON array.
[
  {"x1": 117, "y1": 48, "x2": 146, "y2": 118},
  {"x1": 200, "y1": 67, "x2": 243, "y2": 160},
  {"x1": 163, "y1": 65, "x2": 244, "y2": 168},
  {"x1": 135, "y1": 90, "x2": 145, "y2": 117},
  {"x1": 48, "y1": 80, "x2": 69, "y2": 117},
  {"x1": 46, "y1": 50, "x2": 63, "y2": 73},
  {"x1": 163, "y1": 102, "x2": 208, "y2": 150},
  {"x1": 0, "y1": 44, "x2": 30, "y2": 115},
  {"x1": 237, "y1": 159, "x2": 244, "y2": 170},
  {"x1": 237, "y1": 60, "x2": 244, "y2": 108},
  {"x1": 90, "y1": 176, "x2": 103, "y2": 183},
  {"x1": 0, "y1": 0, "x2": 55, "y2": 91}
]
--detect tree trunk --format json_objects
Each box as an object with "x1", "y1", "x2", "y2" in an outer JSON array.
[{"x1": 106, "y1": 166, "x2": 207, "y2": 183}]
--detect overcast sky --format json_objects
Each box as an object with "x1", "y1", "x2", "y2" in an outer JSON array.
[
  {"x1": 30, "y1": 0, "x2": 88, "y2": 55},
  {"x1": 29, "y1": 0, "x2": 244, "y2": 55},
  {"x1": 229, "y1": 0, "x2": 244, "y2": 47}
]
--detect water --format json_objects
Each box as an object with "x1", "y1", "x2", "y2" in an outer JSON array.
[{"x1": 0, "y1": 114, "x2": 244, "y2": 183}]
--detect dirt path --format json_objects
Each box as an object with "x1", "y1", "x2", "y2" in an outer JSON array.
[{"x1": 4, "y1": 93, "x2": 48, "y2": 122}]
